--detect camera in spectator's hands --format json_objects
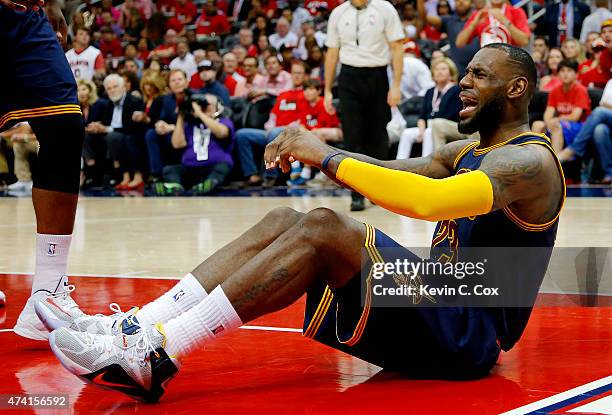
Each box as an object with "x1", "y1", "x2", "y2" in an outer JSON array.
[{"x1": 179, "y1": 90, "x2": 209, "y2": 123}]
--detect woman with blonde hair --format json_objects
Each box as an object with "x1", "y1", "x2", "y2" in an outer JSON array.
[
  {"x1": 561, "y1": 38, "x2": 586, "y2": 65},
  {"x1": 397, "y1": 57, "x2": 462, "y2": 159},
  {"x1": 76, "y1": 79, "x2": 101, "y2": 122},
  {"x1": 132, "y1": 70, "x2": 167, "y2": 125}
]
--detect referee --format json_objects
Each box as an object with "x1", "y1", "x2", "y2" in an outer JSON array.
[{"x1": 324, "y1": 0, "x2": 404, "y2": 211}]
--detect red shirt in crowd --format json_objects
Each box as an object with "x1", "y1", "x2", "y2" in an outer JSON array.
[
  {"x1": 271, "y1": 89, "x2": 306, "y2": 127},
  {"x1": 464, "y1": 5, "x2": 530, "y2": 46},
  {"x1": 166, "y1": 1, "x2": 198, "y2": 32},
  {"x1": 304, "y1": 0, "x2": 337, "y2": 15},
  {"x1": 174, "y1": 1, "x2": 197, "y2": 23},
  {"x1": 152, "y1": 43, "x2": 176, "y2": 65},
  {"x1": 579, "y1": 58, "x2": 610, "y2": 90},
  {"x1": 300, "y1": 97, "x2": 339, "y2": 130},
  {"x1": 195, "y1": 12, "x2": 230, "y2": 36},
  {"x1": 547, "y1": 81, "x2": 591, "y2": 122},
  {"x1": 99, "y1": 38, "x2": 123, "y2": 57},
  {"x1": 601, "y1": 49, "x2": 612, "y2": 82},
  {"x1": 157, "y1": 0, "x2": 176, "y2": 13},
  {"x1": 189, "y1": 73, "x2": 204, "y2": 89},
  {"x1": 222, "y1": 75, "x2": 237, "y2": 96}
]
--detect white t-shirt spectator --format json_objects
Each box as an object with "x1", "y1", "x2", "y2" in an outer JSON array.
[
  {"x1": 296, "y1": 31, "x2": 327, "y2": 60},
  {"x1": 291, "y1": 6, "x2": 313, "y2": 35},
  {"x1": 579, "y1": 7, "x2": 612, "y2": 43},
  {"x1": 326, "y1": 0, "x2": 404, "y2": 67},
  {"x1": 170, "y1": 52, "x2": 198, "y2": 78},
  {"x1": 65, "y1": 46, "x2": 104, "y2": 81},
  {"x1": 269, "y1": 31, "x2": 299, "y2": 50},
  {"x1": 391, "y1": 55, "x2": 435, "y2": 101}
]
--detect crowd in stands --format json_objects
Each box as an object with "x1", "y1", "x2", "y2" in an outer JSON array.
[{"x1": 0, "y1": 0, "x2": 611, "y2": 194}]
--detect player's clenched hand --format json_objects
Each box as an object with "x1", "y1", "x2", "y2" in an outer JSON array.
[
  {"x1": 0, "y1": 0, "x2": 44, "y2": 11},
  {"x1": 264, "y1": 128, "x2": 331, "y2": 173}
]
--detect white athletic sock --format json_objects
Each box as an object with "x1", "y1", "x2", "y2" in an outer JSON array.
[
  {"x1": 137, "y1": 273, "x2": 208, "y2": 326},
  {"x1": 31, "y1": 233, "x2": 72, "y2": 295},
  {"x1": 163, "y1": 286, "x2": 242, "y2": 358}
]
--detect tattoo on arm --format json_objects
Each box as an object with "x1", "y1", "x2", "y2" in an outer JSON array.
[
  {"x1": 324, "y1": 139, "x2": 475, "y2": 179},
  {"x1": 479, "y1": 146, "x2": 545, "y2": 211}
]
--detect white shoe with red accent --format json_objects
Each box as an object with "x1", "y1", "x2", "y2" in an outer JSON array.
[{"x1": 14, "y1": 276, "x2": 84, "y2": 341}]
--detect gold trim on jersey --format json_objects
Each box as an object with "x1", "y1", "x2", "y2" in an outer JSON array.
[
  {"x1": 303, "y1": 223, "x2": 378, "y2": 346},
  {"x1": 472, "y1": 132, "x2": 551, "y2": 156},
  {"x1": 0, "y1": 104, "x2": 82, "y2": 129},
  {"x1": 453, "y1": 142, "x2": 479, "y2": 169},
  {"x1": 501, "y1": 140, "x2": 566, "y2": 231}
]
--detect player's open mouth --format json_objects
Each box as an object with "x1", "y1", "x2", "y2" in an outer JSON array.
[{"x1": 459, "y1": 93, "x2": 479, "y2": 118}]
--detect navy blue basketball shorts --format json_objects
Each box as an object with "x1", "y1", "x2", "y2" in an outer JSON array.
[
  {"x1": 303, "y1": 224, "x2": 501, "y2": 379},
  {"x1": 0, "y1": 5, "x2": 80, "y2": 132}
]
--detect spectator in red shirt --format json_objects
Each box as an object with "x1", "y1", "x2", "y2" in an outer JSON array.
[
  {"x1": 579, "y1": 37, "x2": 610, "y2": 89},
  {"x1": 150, "y1": 29, "x2": 178, "y2": 66},
  {"x1": 238, "y1": 28, "x2": 259, "y2": 57},
  {"x1": 597, "y1": 19, "x2": 612, "y2": 83},
  {"x1": 221, "y1": 52, "x2": 247, "y2": 96},
  {"x1": 174, "y1": 0, "x2": 198, "y2": 25},
  {"x1": 300, "y1": 78, "x2": 340, "y2": 140},
  {"x1": 294, "y1": 78, "x2": 342, "y2": 185},
  {"x1": 99, "y1": 26, "x2": 124, "y2": 58},
  {"x1": 235, "y1": 62, "x2": 307, "y2": 185},
  {"x1": 539, "y1": 47, "x2": 564, "y2": 92},
  {"x1": 304, "y1": 0, "x2": 337, "y2": 17},
  {"x1": 166, "y1": 0, "x2": 198, "y2": 33},
  {"x1": 533, "y1": 59, "x2": 592, "y2": 152},
  {"x1": 195, "y1": 0, "x2": 231, "y2": 38},
  {"x1": 456, "y1": 0, "x2": 530, "y2": 48}
]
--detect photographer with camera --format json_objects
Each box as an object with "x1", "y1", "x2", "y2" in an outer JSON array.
[{"x1": 155, "y1": 93, "x2": 235, "y2": 195}]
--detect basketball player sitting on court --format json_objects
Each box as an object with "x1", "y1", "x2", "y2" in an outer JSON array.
[{"x1": 37, "y1": 44, "x2": 565, "y2": 403}]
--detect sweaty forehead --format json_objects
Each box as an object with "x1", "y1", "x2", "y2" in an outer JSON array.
[{"x1": 468, "y1": 48, "x2": 511, "y2": 80}]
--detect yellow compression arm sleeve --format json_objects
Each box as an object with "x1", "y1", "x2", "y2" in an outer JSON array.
[{"x1": 335, "y1": 158, "x2": 494, "y2": 221}]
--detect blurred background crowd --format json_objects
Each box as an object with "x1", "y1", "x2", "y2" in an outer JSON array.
[{"x1": 0, "y1": 0, "x2": 610, "y2": 197}]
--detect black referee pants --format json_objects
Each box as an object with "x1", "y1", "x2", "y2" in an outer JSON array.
[{"x1": 338, "y1": 65, "x2": 391, "y2": 200}]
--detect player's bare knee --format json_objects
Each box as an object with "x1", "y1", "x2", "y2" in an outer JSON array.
[
  {"x1": 299, "y1": 208, "x2": 344, "y2": 246},
  {"x1": 260, "y1": 207, "x2": 304, "y2": 235}
]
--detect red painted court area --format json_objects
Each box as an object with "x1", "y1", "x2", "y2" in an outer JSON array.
[{"x1": 0, "y1": 273, "x2": 610, "y2": 415}]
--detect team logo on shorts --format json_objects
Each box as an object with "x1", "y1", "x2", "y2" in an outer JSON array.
[{"x1": 47, "y1": 243, "x2": 57, "y2": 256}]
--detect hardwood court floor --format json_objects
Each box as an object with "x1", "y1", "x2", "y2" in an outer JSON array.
[{"x1": 0, "y1": 195, "x2": 611, "y2": 415}]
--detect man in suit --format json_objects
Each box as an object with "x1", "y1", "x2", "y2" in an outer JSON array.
[
  {"x1": 536, "y1": 0, "x2": 591, "y2": 47},
  {"x1": 227, "y1": 0, "x2": 251, "y2": 23},
  {"x1": 83, "y1": 74, "x2": 145, "y2": 186}
]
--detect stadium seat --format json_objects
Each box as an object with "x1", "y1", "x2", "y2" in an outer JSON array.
[
  {"x1": 398, "y1": 96, "x2": 424, "y2": 128},
  {"x1": 241, "y1": 96, "x2": 276, "y2": 129}
]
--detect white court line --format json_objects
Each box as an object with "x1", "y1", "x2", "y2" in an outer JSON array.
[
  {"x1": 240, "y1": 325, "x2": 302, "y2": 333},
  {"x1": 3, "y1": 273, "x2": 608, "y2": 297},
  {"x1": 0, "y1": 326, "x2": 300, "y2": 334},
  {"x1": 500, "y1": 375, "x2": 612, "y2": 415},
  {"x1": 0, "y1": 271, "x2": 180, "y2": 280}
]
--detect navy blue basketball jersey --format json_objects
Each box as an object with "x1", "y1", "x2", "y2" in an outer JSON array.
[{"x1": 430, "y1": 132, "x2": 566, "y2": 350}]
